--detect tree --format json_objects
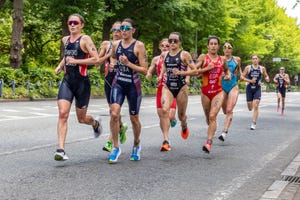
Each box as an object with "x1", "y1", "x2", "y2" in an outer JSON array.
[{"x1": 9, "y1": 0, "x2": 23, "y2": 68}]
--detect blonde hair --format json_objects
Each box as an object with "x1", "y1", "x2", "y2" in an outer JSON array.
[{"x1": 160, "y1": 38, "x2": 168, "y2": 45}]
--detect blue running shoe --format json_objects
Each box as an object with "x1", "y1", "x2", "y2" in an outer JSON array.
[
  {"x1": 170, "y1": 118, "x2": 177, "y2": 128},
  {"x1": 108, "y1": 147, "x2": 121, "y2": 163},
  {"x1": 130, "y1": 145, "x2": 141, "y2": 161}
]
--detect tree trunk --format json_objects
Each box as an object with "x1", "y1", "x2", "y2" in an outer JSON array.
[
  {"x1": 60, "y1": 15, "x2": 69, "y2": 59},
  {"x1": 152, "y1": 39, "x2": 160, "y2": 58},
  {"x1": 9, "y1": 0, "x2": 23, "y2": 69},
  {"x1": 102, "y1": 18, "x2": 111, "y2": 41}
]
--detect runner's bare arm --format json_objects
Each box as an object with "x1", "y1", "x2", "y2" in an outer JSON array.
[
  {"x1": 146, "y1": 56, "x2": 158, "y2": 79},
  {"x1": 122, "y1": 41, "x2": 148, "y2": 75},
  {"x1": 223, "y1": 57, "x2": 231, "y2": 80},
  {"x1": 241, "y1": 65, "x2": 255, "y2": 83},
  {"x1": 262, "y1": 66, "x2": 270, "y2": 83},
  {"x1": 96, "y1": 41, "x2": 110, "y2": 65}
]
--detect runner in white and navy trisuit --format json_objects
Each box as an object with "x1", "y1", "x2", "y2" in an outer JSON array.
[
  {"x1": 242, "y1": 54, "x2": 270, "y2": 130},
  {"x1": 108, "y1": 18, "x2": 148, "y2": 163},
  {"x1": 97, "y1": 21, "x2": 128, "y2": 153},
  {"x1": 158, "y1": 32, "x2": 198, "y2": 151},
  {"x1": 273, "y1": 66, "x2": 290, "y2": 115}
]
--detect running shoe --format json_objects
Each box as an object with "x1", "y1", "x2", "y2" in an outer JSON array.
[
  {"x1": 93, "y1": 116, "x2": 103, "y2": 138},
  {"x1": 54, "y1": 149, "x2": 69, "y2": 161},
  {"x1": 119, "y1": 123, "x2": 128, "y2": 144},
  {"x1": 218, "y1": 132, "x2": 227, "y2": 142},
  {"x1": 102, "y1": 140, "x2": 112, "y2": 152},
  {"x1": 202, "y1": 140, "x2": 212, "y2": 154},
  {"x1": 160, "y1": 140, "x2": 171, "y2": 151},
  {"x1": 108, "y1": 147, "x2": 121, "y2": 163},
  {"x1": 170, "y1": 118, "x2": 177, "y2": 128},
  {"x1": 181, "y1": 126, "x2": 189, "y2": 139},
  {"x1": 130, "y1": 145, "x2": 141, "y2": 161},
  {"x1": 250, "y1": 122, "x2": 256, "y2": 130},
  {"x1": 281, "y1": 108, "x2": 284, "y2": 115}
]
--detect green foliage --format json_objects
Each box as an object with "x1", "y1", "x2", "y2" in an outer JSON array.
[{"x1": 0, "y1": 9, "x2": 12, "y2": 67}]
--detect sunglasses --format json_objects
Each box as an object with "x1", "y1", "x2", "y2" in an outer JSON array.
[
  {"x1": 161, "y1": 44, "x2": 170, "y2": 48},
  {"x1": 168, "y1": 38, "x2": 179, "y2": 44},
  {"x1": 67, "y1": 20, "x2": 80, "y2": 26},
  {"x1": 223, "y1": 45, "x2": 233, "y2": 49},
  {"x1": 111, "y1": 28, "x2": 121, "y2": 33},
  {"x1": 119, "y1": 25, "x2": 133, "y2": 31}
]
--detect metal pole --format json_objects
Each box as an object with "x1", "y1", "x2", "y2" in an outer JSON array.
[
  {"x1": 0, "y1": 79, "x2": 3, "y2": 97},
  {"x1": 195, "y1": 30, "x2": 198, "y2": 54},
  {"x1": 12, "y1": 79, "x2": 16, "y2": 96}
]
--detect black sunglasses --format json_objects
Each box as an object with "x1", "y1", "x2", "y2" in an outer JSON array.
[{"x1": 168, "y1": 38, "x2": 179, "y2": 44}]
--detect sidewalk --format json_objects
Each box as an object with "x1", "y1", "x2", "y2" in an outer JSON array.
[{"x1": 260, "y1": 153, "x2": 300, "y2": 200}]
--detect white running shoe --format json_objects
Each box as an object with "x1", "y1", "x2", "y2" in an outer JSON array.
[
  {"x1": 250, "y1": 122, "x2": 256, "y2": 130},
  {"x1": 54, "y1": 149, "x2": 69, "y2": 161},
  {"x1": 218, "y1": 132, "x2": 227, "y2": 142}
]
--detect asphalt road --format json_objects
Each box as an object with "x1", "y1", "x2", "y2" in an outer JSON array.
[{"x1": 0, "y1": 92, "x2": 300, "y2": 200}]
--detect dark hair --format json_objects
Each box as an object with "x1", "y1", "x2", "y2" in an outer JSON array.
[
  {"x1": 224, "y1": 41, "x2": 234, "y2": 47},
  {"x1": 122, "y1": 18, "x2": 136, "y2": 28},
  {"x1": 207, "y1": 35, "x2": 220, "y2": 45},
  {"x1": 69, "y1": 13, "x2": 85, "y2": 24},
  {"x1": 169, "y1": 32, "x2": 182, "y2": 42}
]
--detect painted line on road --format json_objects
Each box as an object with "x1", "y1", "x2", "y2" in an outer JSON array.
[
  {"x1": 2, "y1": 109, "x2": 19, "y2": 112},
  {"x1": 28, "y1": 112, "x2": 54, "y2": 117},
  {"x1": 0, "y1": 132, "x2": 110, "y2": 157},
  {"x1": 0, "y1": 117, "x2": 199, "y2": 156},
  {"x1": 0, "y1": 137, "x2": 91, "y2": 156}
]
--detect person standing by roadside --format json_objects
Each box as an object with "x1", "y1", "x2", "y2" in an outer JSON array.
[
  {"x1": 218, "y1": 41, "x2": 243, "y2": 142},
  {"x1": 54, "y1": 13, "x2": 101, "y2": 161},
  {"x1": 158, "y1": 32, "x2": 197, "y2": 151},
  {"x1": 146, "y1": 38, "x2": 178, "y2": 151},
  {"x1": 242, "y1": 54, "x2": 270, "y2": 130},
  {"x1": 273, "y1": 66, "x2": 290, "y2": 115},
  {"x1": 97, "y1": 21, "x2": 128, "y2": 152},
  {"x1": 196, "y1": 36, "x2": 231, "y2": 153},
  {"x1": 108, "y1": 18, "x2": 148, "y2": 163}
]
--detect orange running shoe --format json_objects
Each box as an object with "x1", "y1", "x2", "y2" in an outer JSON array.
[
  {"x1": 160, "y1": 140, "x2": 171, "y2": 151},
  {"x1": 202, "y1": 140, "x2": 212, "y2": 153},
  {"x1": 181, "y1": 127, "x2": 189, "y2": 139}
]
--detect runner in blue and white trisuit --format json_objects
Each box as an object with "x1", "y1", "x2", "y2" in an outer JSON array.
[{"x1": 108, "y1": 18, "x2": 148, "y2": 163}]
